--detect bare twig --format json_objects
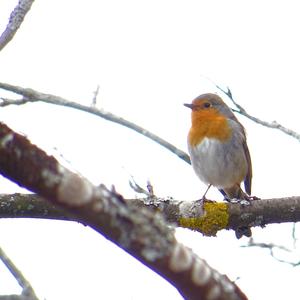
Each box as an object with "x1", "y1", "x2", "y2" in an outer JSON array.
[
  {"x1": 0, "y1": 247, "x2": 39, "y2": 299},
  {"x1": 0, "y1": 296, "x2": 37, "y2": 300},
  {"x1": 0, "y1": 97, "x2": 28, "y2": 106},
  {"x1": 129, "y1": 177, "x2": 150, "y2": 195},
  {"x1": 129, "y1": 178, "x2": 156, "y2": 199},
  {"x1": 0, "y1": 0, "x2": 35, "y2": 52},
  {"x1": 292, "y1": 223, "x2": 298, "y2": 249},
  {"x1": 146, "y1": 180, "x2": 154, "y2": 197},
  {"x1": 0, "y1": 82, "x2": 191, "y2": 164},
  {"x1": 242, "y1": 238, "x2": 300, "y2": 267},
  {"x1": 216, "y1": 85, "x2": 300, "y2": 142},
  {"x1": 91, "y1": 85, "x2": 100, "y2": 107},
  {"x1": 243, "y1": 238, "x2": 291, "y2": 252}
]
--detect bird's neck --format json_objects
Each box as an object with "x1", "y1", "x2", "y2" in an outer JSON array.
[{"x1": 188, "y1": 111, "x2": 231, "y2": 146}]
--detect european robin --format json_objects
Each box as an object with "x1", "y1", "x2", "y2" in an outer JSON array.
[{"x1": 184, "y1": 93, "x2": 253, "y2": 237}]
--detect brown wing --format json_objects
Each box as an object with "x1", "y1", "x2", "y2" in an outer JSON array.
[{"x1": 243, "y1": 141, "x2": 252, "y2": 195}]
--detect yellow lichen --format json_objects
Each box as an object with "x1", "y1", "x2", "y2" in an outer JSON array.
[{"x1": 179, "y1": 202, "x2": 228, "y2": 236}]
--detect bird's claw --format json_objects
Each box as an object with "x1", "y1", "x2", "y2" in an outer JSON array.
[
  {"x1": 224, "y1": 194, "x2": 260, "y2": 205},
  {"x1": 228, "y1": 198, "x2": 251, "y2": 206}
]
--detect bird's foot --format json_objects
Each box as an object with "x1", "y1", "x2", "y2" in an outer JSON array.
[
  {"x1": 224, "y1": 194, "x2": 260, "y2": 206},
  {"x1": 230, "y1": 198, "x2": 251, "y2": 206},
  {"x1": 247, "y1": 195, "x2": 260, "y2": 200}
]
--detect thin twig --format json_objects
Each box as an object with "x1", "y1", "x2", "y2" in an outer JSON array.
[
  {"x1": 0, "y1": 247, "x2": 39, "y2": 299},
  {"x1": 243, "y1": 238, "x2": 291, "y2": 252},
  {"x1": 0, "y1": 97, "x2": 28, "y2": 106},
  {"x1": 0, "y1": 296, "x2": 37, "y2": 300},
  {"x1": 129, "y1": 177, "x2": 149, "y2": 195},
  {"x1": 0, "y1": 0, "x2": 35, "y2": 52},
  {"x1": 91, "y1": 85, "x2": 100, "y2": 107},
  {"x1": 0, "y1": 82, "x2": 191, "y2": 164},
  {"x1": 292, "y1": 223, "x2": 298, "y2": 249},
  {"x1": 146, "y1": 180, "x2": 154, "y2": 197},
  {"x1": 242, "y1": 238, "x2": 300, "y2": 267},
  {"x1": 216, "y1": 85, "x2": 300, "y2": 142}
]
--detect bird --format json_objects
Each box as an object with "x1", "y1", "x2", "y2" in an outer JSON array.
[{"x1": 184, "y1": 93, "x2": 253, "y2": 237}]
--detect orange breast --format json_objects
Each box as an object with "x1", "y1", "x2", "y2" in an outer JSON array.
[{"x1": 188, "y1": 110, "x2": 232, "y2": 146}]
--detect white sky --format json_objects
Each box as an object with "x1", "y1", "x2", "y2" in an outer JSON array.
[{"x1": 1, "y1": 1, "x2": 300, "y2": 299}]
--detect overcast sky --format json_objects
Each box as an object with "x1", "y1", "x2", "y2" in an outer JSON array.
[{"x1": 1, "y1": 1, "x2": 300, "y2": 299}]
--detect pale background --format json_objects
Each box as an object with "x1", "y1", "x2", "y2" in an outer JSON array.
[{"x1": 0, "y1": 1, "x2": 300, "y2": 299}]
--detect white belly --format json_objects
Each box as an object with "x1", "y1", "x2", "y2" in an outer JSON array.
[{"x1": 188, "y1": 137, "x2": 247, "y2": 188}]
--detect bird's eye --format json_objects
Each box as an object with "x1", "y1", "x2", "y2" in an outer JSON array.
[{"x1": 203, "y1": 102, "x2": 211, "y2": 108}]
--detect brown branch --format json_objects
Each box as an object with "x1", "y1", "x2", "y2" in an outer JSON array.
[
  {"x1": 0, "y1": 122, "x2": 247, "y2": 300},
  {"x1": 217, "y1": 85, "x2": 300, "y2": 142},
  {"x1": 0, "y1": 247, "x2": 39, "y2": 300},
  {"x1": 2, "y1": 193, "x2": 300, "y2": 238},
  {"x1": 123, "y1": 196, "x2": 300, "y2": 236},
  {"x1": 0, "y1": 193, "x2": 68, "y2": 220},
  {"x1": 0, "y1": 82, "x2": 191, "y2": 164},
  {"x1": 0, "y1": 0, "x2": 35, "y2": 52},
  {"x1": 0, "y1": 296, "x2": 37, "y2": 300}
]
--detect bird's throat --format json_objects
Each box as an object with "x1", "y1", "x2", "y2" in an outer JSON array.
[{"x1": 188, "y1": 112, "x2": 231, "y2": 146}]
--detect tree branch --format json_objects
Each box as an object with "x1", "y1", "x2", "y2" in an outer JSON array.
[
  {"x1": 0, "y1": 247, "x2": 39, "y2": 300},
  {"x1": 132, "y1": 196, "x2": 300, "y2": 236},
  {"x1": 0, "y1": 121, "x2": 247, "y2": 300},
  {"x1": 0, "y1": 296, "x2": 37, "y2": 300},
  {"x1": 91, "y1": 84, "x2": 100, "y2": 107},
  {"x1": 0, "y1": 82, "x2": 191, "y2": 164},
  {"x1": 0, "y1": 0, "x2": 35, "y2": 52},
  {"x1": 1, "y1": 193, "x2": 300, "y2": 239},
  {"x1": 241, "y1": 238, "x2": 300, "y2": 267},
  {"x1": 0, "y1": 193, "x2": 68, "y2": 220},
  {"x1": 217, "y1": 85, "x2": 300, "y2": 142}
]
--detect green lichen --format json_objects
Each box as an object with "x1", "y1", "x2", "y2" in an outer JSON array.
[{"x1": 179, "y1": 202, "x2": 228, "y2": 236}]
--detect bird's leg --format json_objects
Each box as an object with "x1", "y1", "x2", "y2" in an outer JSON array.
[
  {"x1": 201, "y1": 184, "x2": 212, "y2": 201},
  {"x1": 190, "y1": 184, "x2": 213, "y2": 215}
]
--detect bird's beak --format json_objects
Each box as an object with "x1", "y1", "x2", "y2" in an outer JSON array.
[{"x1": 184, "y1": 103, "x2": 194, "y2": 109}]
